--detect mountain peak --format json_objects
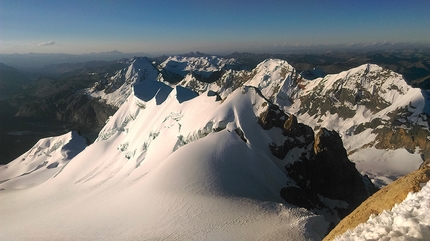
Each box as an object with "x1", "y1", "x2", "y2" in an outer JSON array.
[
  {"x1": 159, "y1": 55, "x2": 243, "y2": 84},
  {"x1": 246, "y1": 58, "x2": 298, "y2": 107},
  {"x1": 85, "y1": 56, "x2": 160, "y2": 107},
  {"x1": 125, "y1": 56, "x2": 159, "y2": 83}
]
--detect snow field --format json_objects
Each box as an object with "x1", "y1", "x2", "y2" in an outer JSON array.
[{"x1": 349, "y1": 148, "x2": 424, "y2": 187}]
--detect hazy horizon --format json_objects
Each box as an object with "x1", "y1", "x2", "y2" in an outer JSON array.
[
  {"x1": 2, "y1": 41, "x2": 430, "y2": 57},
  {"x1": 1, "y1": 0, "x2": 430, "y2": 55}
]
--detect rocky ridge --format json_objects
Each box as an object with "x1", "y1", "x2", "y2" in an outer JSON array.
[{"x1": 324, "y1": 161, "x2": 430, "y2": 241}]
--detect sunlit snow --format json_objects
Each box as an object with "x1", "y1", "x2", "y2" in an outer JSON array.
[{"x1": 335, "y1": 180, "x2": 430, "y2": 240}]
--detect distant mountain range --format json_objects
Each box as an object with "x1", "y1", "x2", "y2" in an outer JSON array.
[
  {"x1": 0, "y1": 50, "x2": 141, "y2": 71},
  {"x1": 1, "y1": 49, "x2": 429, "y2": 88},
  {"x1": 0, "y1": 63, "x2": 32, "y2": 100}
]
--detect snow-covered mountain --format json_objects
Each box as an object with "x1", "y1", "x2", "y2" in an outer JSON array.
[
  {"x1": 284, "y1": 63, "x2": 429, "y2": 187},
  {"x1": 180, "y1": 58, "x2": 429, "y2": 187},
  {"x1": 0, "y1": 131, "x2": 87, "y2": 190},
  {"x1": 85, "y1": 57, "x2": 162, "y2": 107},
  {"x1": 159, "y1": 55, "x2": 244, "y2": 84},
  {"x1": 1, "y1": 56, "x2": 428, "y2": 240},
  {"x1": 172, "y1": 57, "x2": 429, "y2": 187}
]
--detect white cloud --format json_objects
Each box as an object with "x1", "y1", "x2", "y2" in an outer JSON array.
[{"x1": 39, "y1": 41, "x2": 56, "y2": 46}]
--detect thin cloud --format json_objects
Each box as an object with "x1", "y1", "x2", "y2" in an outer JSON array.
[{"x1": 39, "y1": 41, "x2": 56, "y2": 46}]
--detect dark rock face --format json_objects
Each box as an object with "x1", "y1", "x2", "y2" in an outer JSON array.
[
  {"x1": 260, "y1": 111, "x2": 314, "y2": 161},
  {"x1": 257, "y1": 104, "x2": 287, "y2": 130},
  {"x1": 234, "y1": 128, "x2": 247, "y2": 142},
  {"x1": 257, "y1": 105, "x2": 375, "y2": 218},
  {"x1": 283, "y1": 115, "x2": 314, "y2": 145},
  {"x1": 258, "y1": 107, "x2": 376, "y2": 228},
  {"x1": 311, "y1": 129, "x2": 370, "y2": 204},
  {"x1": 281, "y1": 127, "x2": 375, "y2": 219},
  {"x1": 268, "y1": 115, "x2": 314, "y2": 160},
  {"x1": 15, "y1": 92, "x2": 117, "y2": 133}
]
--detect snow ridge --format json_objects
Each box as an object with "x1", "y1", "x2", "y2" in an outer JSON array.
[{"x1": 0, "y1": 131, "x2": 87, "y2": 190}]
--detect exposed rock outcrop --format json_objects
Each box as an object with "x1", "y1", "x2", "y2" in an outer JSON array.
[
  {"x1": 374, "y1": 126, "x2": 430, "y2": 162},
  {"x1": 16, "y1": 91, "x2": 117, "y2": 132},
  {"x1": 281, "y1": 128, "x2": 375, "y2": 219},
  {"x1": 258, "y1": 107, "x2": 376, "y2": 231},
  {"x1": 283, "y1": 115, "x2": 314, "y2": 144},
  {"x1": 311, "y1": 129, "x2": 372, "y2": 205},
  {"x1": 258, "y1": 104, "x2": 288, "y2": 130},
  {"x1": 267, "y1": 114, "x2": 314, "y2": 160},
  {"x1": 323, "y1": 161, "x2": 430, "y2": 241}
]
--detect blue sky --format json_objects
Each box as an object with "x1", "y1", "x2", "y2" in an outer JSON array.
[{"x1": 1, "y1": 0, "x2": 429, "y2": 54}]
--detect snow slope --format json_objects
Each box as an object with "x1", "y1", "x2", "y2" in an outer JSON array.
[
  {"x1": 349, "y1": 148, "x2": 424, "y2": 187},
  {"x1": 0, "y1": 63, "x2": 328, "y2": 240},
  {"x1": 0, "y1": 131, "x2": 87, "y2": 190},
  {"x1": 335, "y1": 180, "x2": 430, "y2": 240}
]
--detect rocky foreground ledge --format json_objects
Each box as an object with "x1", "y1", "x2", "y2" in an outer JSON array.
[{"x1": 324, "y1": 160, "x2": 430, "y2": 241}]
